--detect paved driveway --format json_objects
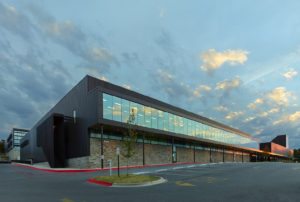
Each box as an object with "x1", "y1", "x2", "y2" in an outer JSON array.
[{"x1": 1, "y1": 162, "x2": 300, "y2": 202}]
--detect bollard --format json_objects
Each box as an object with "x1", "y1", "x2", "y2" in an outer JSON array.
[{"x1": 108, "y1": 160, "x2": 112, "y2": 176}]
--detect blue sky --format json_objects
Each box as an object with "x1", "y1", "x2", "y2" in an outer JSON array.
[{"x1": 1, "y1": 0, "x2": 300, "y2": 148}]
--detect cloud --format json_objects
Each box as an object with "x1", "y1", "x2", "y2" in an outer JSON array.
[
  {"x1": 258, "y1": 112, "x2": 268, "y2": 117},
  {"x1": 288, "y1": 111, "x2": 300, "y2": 122},
  {"x1": 244, "y1": 117, "x2": 255, "y2": 122},
  {"x1": 247, "y1": 98, "x2": 264, "y2": 109},
  {"x1": 215, "y1": 77, "x2": 242, "y2": 90},
  {"x1": 268, "y1": 108, "x2": 279, "y2": 113},
  {"x1": 214, "y1": 106, "x2": 228, "y2": 111},
  {"x1": 225, "y1": 111, "x2": 244, "y2": 119},
  {"x1": 267, "y1": 87, "x2": 296, "y2": 106},
  {"x1": 253, "y1": 128, "x2": 264, "y2": 136},
  {"x1": 196, "y1": 85, "x2": 211, "y2": 91},
  {"x1": 122, "y1": 84, "x2": 131, "y2": 90},
  {"x1": 27, "y1": 4, "x2": 117, "y2": 72},
  {"x1": 154, "y1": 69, "x2": 206, "y2": 103},
  {"x1": 200, "y1": 49, "x2": 249, "y2": 71},
  {"x1": 283, "y1": 68, "x2": 297, "y2": 80},
  {"x1": 272, "y1": 111, "x2": 300, "y2": 125},
  {"x1": 0, "y1": 3, "x2": 37, "y2": 41}
]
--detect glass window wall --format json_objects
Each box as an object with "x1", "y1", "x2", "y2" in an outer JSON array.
[{"x1": 102, "y1": 93, "x2": 258, "y2": 149}]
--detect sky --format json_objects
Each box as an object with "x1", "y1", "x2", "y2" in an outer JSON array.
[{"x1": 0, "y1": 0, "x2": 300, "y2": 148}]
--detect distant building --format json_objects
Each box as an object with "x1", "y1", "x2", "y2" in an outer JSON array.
[
  {"x1": 6, "y1": 128, "x2": 29, "y2": 161},
  {"x1": 260, "y1": 135, "x2": 293, "y2": 159}
]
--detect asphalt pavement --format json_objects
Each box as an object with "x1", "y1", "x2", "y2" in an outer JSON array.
[{"x1": 1, "y1": 162, "x2": 300, "y2": 202}]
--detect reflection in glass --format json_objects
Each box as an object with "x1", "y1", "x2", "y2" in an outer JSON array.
[{"x1": 102, "y1": 93, "x2": 258, "y2": 149}]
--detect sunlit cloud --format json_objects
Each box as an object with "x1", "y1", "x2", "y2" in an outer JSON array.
[
  {"x1": 122, "y1": 84, "x2": 131, "y2": 89},
  {"x1": 258, "y1": 112, "x2": 268, "y2": 117},
  {"x1": 244, "y1": 116, "x2": 255, "y2": 122},
  {"x1": 192, "y1": 90, "x2": 203, "y2": 99},
  {"x1": 273, "y1": 120, "x2": 283, "y2": 125},
  {"x1": 215, "y1": 77, "x2": 242, "y2": 90},
  {"x1": 273, "y1": 111, "x2": 300, "y2": 125},
  {"x1": 200, "y1": 49, "x2": 249, "y2": 71},
  {"x1": 225, "y1": 111, "x2": 244, "y2": 119},
  {"x1": 283, "y1": 68, "x2": 297, "y2": 80},
  {"x1": 196, "y1": 85, "x2": 211, "y2": 91},
  {"x1": 268, "y1": 108, "x2": 279, "y2": 113},
  {"x1": 247, "y1": 98, "x2": 264, "y2": 109},
  {"x1": 42, "y1": 20, "x2": 76, "y2": 37},
  {"x1": 157, "y1": 69, "x2": 173, "y2": 82},
  {"x1": 267, "y1": 87, "x2": 296, "y2": 106},
  {"x1": 89, "y1": 47, "x2": 113, "y2": 62},
  {"x1": 214, "y1": 106, "x2": 228, "y2": 111},
  {"x1": 253, "y1": 128, "x2": 264, "y2": 135}
]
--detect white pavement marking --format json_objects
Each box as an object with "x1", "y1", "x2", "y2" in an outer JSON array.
[{"x1": 156, "y1": 169, "x2": 168, "y2": 172}]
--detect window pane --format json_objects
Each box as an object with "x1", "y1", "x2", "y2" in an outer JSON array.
[
  {"x1": 169, "y1": 114, "x2": 174, "y2": 133},
  {"x1": 151, "y1": 108, "x2": 158, "y2": 129},
  {"x1": 157, "y1": 110, "x2": 164, "y2": 130},
  {"x1": 103, "y1": 93, "x2": 112, "y2": 120},
  {"x1": 163, "y1": 112, "x2": 169, "y2": 131},
  {"x1": 144, "y1": 106, "x2": 152, "y2": 128},
  {"x1": 121, "y1": 99, "x2": 130, "y2": 123},
  {"x1": 112, "y1": 96, "x2": 122, "y2": 122},
  {"x1": 137, "y1": 104, "x2": 145, "y2": 127},
  {"x1": 129, "y1": 101, "x2": 138, "y2": 124}
]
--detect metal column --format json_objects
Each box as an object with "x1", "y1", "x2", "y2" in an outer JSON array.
[
  {"x1": 142, "y1": 133, "x2": 145, "y2": 165},
  {"x1": 100, "y1": 125, "x2": 104, "y2": 169},
  {"x1": 223, "y1": 148, "x2": 225, "y2": 162},
  {"x1": 210, "y1": 147, "x2": 212, "y2": 163}
]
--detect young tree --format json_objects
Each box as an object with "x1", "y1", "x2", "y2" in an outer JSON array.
[{"x1": 122, "y1": 109, "x2": 137, "y2": 176}]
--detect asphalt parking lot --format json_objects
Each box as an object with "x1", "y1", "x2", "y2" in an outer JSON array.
[{"x1": 1, "y1": 162, "x2": 300, "y2": 202}]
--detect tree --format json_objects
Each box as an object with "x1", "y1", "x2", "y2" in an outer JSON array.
[
  {"x1": 293, "y1": 148, "x2": 300, "y2": 159},
  {"x1": 0, "y1": 140, "x2": 5, "y2": 153},
  {"x1": 122, "y1": 109, "x2": 137, "y2": 176}
]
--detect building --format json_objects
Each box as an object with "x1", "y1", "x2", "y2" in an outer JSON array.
[
  {"x1": 6, "y1": 128, "x2": 29, "y2": 161},
  {"x1": 260, "y1": 135, "x2": 293, "y2": 160},
  {"x1": 20, "y1": 75, "x2": 291, "y2": 168}
]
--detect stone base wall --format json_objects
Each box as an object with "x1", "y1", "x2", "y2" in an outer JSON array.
[
  {"x1": 195, "y1": 150, "x2": 210, "y2": 163},
  {"x1": 236, "y1": 154, "x2": 243, "y2": 162},
  {"x1": 145, "y1": 144, "x2": 172, "y2": 165},
  {"x1": 177, "y1": 147, "x2": 194, "y2": 163},
  {"x1": 244, "y1": 154, "x2": 250, "y2": 162},
  {"x1": 224, "y1": 153, "x2": 234, "y2": 162},
  {"x1": 212, "y1": 151, "x2": 223, "y2": 163},
  {"x1": 66, "y1": 138, "x2": 253, "y2": 169}
]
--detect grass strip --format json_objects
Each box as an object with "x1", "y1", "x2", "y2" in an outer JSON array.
[{"x1": 92, "y1": 174, "x2": 159, "y2": 184}]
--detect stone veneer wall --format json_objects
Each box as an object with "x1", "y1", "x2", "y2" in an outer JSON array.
[
  {"x1": 224, "y1": 152, "x2": 234, "y2": 162},
  {"x1": 195, "y1": 150, "x2": 210, "y2": 163},
  {"x1": 176, "y1": 147, "x2": 194, "y2": 163},
  {"x1": 211, "y1": 151, "x2": 223, "y2": 163},
  {"x1": 145, "y1": 143, "x2": 172, "y2": 165},
  {"x1": 67, "y1": 138, "x2": 252, "y2": 169}
]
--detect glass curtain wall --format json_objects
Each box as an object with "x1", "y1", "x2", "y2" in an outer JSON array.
[{"x1": 102, "y1": 93, "x2": 258, "y2": 149}]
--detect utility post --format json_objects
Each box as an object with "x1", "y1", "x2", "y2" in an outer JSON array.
[{"x1": 116, "y1": 147, "x2": 120, "y2": 176}]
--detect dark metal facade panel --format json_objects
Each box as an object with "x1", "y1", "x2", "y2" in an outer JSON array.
[
  {"x1": 271, "y1": 135, "x2": 288, "y2": 147},
  {"x1": 21, "y1": 76, "x2": 100, "y2": 163},
  {"x1": 86, "y1": 75, "x2": 256, "y2": 141}
]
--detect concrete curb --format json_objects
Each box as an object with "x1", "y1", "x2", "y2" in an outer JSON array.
[
  {"x1": 86, "y1": 177, "x2": 167, "y2": 187},
  {"x1": 113, "y1": 177, "x2": 167, "y2": 187}
]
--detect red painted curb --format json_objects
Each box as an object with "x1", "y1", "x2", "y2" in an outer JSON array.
[
  {"x1": 13, "y1": 162, "x2": 205, "y2": 173},
  {"x1": 86, "y1": 179, "x2": 112, "y2": 187}
]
